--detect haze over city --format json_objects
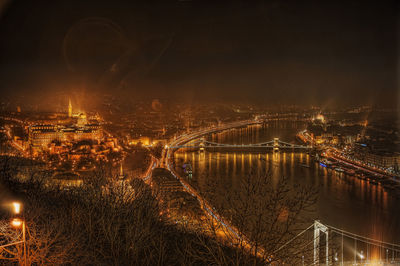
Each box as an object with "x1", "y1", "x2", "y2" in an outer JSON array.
[{"x1": 0, "y1": 0, "x2": 398, "y2": 107}]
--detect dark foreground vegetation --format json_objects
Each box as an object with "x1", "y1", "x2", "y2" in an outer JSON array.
[
  {"x1": 0, "y1": 156, "x2": 317, "y2": 265},
  {"x1": 0, "y1": 157, "x2": 260, "y2": 265}
]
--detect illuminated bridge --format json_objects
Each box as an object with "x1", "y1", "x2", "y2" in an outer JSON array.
[
  {"x1": 275, "y1": 220, "x2": 400, "y2": 265},
  {"x1": 167, "y1": 137, "x2": 312, "y2": 151}
]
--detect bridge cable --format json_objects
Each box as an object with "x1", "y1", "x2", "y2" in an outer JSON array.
[
  {"x1": 273, "y1": 223, "x2": 315, "y2": 254},
  {"x1": 326, "y1": 224, "x2": 400, "y2": 249},
  {"x1": 329, "y1": 228, "x2": 400, "y2": 253}
]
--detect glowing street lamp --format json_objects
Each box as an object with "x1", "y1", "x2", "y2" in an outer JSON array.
[
  {"x1": 359, "y1": 250, "x2": 364, "y2": 260},
  {"x1": 11, "y1": 218, "x2": 22, "y2": 227},
  {"x1": 334, "y1": 252, "x2": 338, "y2": 262},
  {"x1": 386, "y1": 249, "x2": 389, "y2": 263},
  {"x1": 9, "y1": 202, "x2": 27, "y2": 266},
  {"x1": 12, "y1": 202, "x2": 21, "y2": 214}
]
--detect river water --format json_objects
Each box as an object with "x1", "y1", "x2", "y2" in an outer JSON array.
[{"x1": 173, "y1": 121, "x2": 400, "y2": 247}]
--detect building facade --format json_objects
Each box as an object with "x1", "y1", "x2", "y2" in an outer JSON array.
[{"x1": 29, "y1": 124, "x2": 103, "y2": 150}]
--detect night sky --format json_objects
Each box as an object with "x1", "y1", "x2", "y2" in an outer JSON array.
[{"x1": 0, "y1": 0, "x2": 398, "y2": 107}]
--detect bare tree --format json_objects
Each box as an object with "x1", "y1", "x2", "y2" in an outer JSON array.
[
  {"x1": 1, "y1": 156, "x2": 269, "y2": 265},
  {"x1": 202, "y1": 168, "x2": 318, "y2": 264}
]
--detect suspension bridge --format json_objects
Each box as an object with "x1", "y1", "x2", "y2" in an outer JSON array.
[
  {"x1": 278, "y1": 220, "x2": 400, "y2": 265},
  {"x1": 166, "y1": 137, "x2": 312, "y2": 151}
]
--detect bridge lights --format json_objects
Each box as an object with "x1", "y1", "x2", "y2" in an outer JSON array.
[
  {"x1": 359, "y1": 250, "x2": 364, "y2": 260},
  {"x1": 386, "y1": 249, "x2": 389, "y2": 263}
]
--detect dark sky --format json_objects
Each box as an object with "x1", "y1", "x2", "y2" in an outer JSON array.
[{"x1": 0, "y1": 0, "x2": 398, "y2": 107}]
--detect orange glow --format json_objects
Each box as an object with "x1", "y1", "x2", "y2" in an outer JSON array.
[
  {"x1": 12, "y1": 202, "x2": 21, "y2": 214},
  {"x1": 11, "y1": 218, "x2": 22, "y2": 227}
]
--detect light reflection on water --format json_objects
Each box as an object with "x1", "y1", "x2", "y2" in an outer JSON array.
[{"x1": 174, "y1": 122, "x2": 400, "y2": 244}]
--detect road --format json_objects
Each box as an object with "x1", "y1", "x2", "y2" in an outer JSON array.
[
  {"x1": 297, "y1": 130, "x2": 399, "y2": 179},
  {"x1": 142, "y1": 156, "x2": 158, "y2": 182},
  {"x1": 159, "y1": 119, "x2": 265, "y2": 255}
]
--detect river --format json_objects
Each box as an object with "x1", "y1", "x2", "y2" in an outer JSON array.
[{"x1": 173, "y1": 121, "x2": 400, "y2": 247}]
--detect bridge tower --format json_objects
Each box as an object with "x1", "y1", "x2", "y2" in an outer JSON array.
[
  {"x1": 273, "y1": 138, "x2": 279, "y2": 152},
  {"x1": 199, "y1": 138, "x2": 205, "y2": 152},
  {"x1": 314, "y1": 220, "x2": 329, "y2": 265}
]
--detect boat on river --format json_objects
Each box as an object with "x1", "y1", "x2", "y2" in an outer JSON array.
[
  {"x1": 335, "y1": 167, "x2": 344, "y2": 173},
  {"x1": 182, "y1": 162, "x2": 193, "y2": 179}
]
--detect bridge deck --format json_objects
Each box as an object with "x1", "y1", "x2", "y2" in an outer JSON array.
[{"x1": 168, "y1": 139, "x2": 312, "y2": 150}]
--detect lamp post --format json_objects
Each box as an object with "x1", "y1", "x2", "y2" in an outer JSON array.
[
  {"x1": 11, "y1": 202, "x2": 27, "y2": 266},
  {"x1": 359, "y1": 250, "x2": 364, "y2": 264},
  {"x1": 386, "y1": 249, "x2": 389, "y2": 263}
]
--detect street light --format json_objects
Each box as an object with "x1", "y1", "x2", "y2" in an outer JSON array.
[
  {"x1": 12, "y1": 202, "x2": 21, "y2": 214},
  {"x1": 359, "y1": 250, "x2": 364, "y2": 260},
  {"x1": 10, "y1": 202, "x2": 27, "y2": 266},
  {"x1": 11, "y1": 218, "x2": 22, "y2": 227},
  {"x1": 386, "y1": 249, "x2": 389, "y2": 263}
]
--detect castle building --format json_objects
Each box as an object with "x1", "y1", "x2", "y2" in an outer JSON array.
[
  {"x1": 29, "y1": 124, "x2": 103, "y2": 149},
  {"x1": 28, "y1": 99, "x2": 103, "y2": 150}
]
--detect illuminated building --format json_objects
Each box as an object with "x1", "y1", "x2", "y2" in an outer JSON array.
[
  {"x1": 77, "y1": 113, "x2": 87, "y2": 126},
  {"x1": 152, "y1": 170, "x2": 183, "y2": 194},
  {"x1": 315, "y1": 114, "x2": 325, "y2": 123},
  {"x1": 29, "y1": 124, "x2": 103, "y2": 150},
  {"x1": 28, "y1": 125, "x2": 58, "y2": 148},
  {"x1": 130, "y1": 136, "x2": 151, "y2": 146},
  {"x1": 68, "y1": 98, "x2": 72, "y2": 118},
  {"x1": 354, "y1": 143, "x2": 400, "y2": 170},
  {"x1": 28, "y1": 100, "x2": 103, "y2": 150}
]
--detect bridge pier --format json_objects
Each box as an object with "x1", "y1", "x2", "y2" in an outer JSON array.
[
  {"x1": 273, "y1": 138, "x2": 279, "y2": 152},
  {"x1": 199, "y1": 138, "x2": 205, "y2": 152}
]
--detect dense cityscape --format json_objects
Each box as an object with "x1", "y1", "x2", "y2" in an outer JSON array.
[{"x1": 0, "y1": 0, "x2": 399, "y2": 265}]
